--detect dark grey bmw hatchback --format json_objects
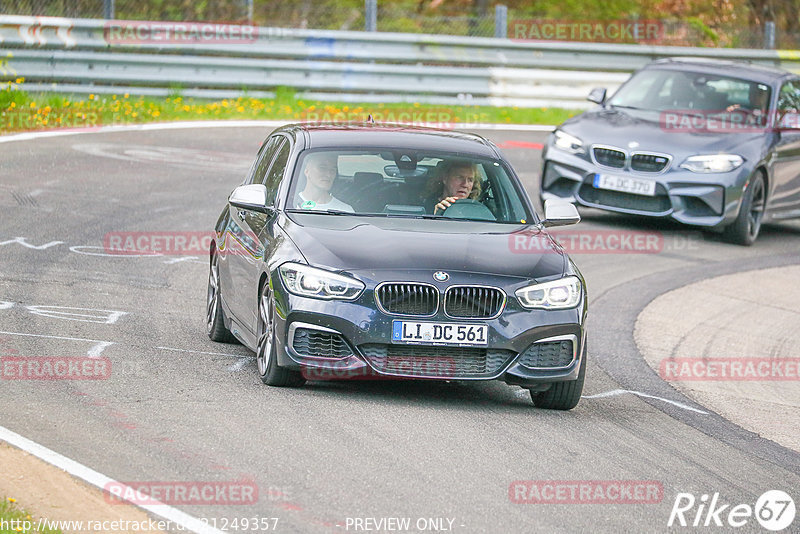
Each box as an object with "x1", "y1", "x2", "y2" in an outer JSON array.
[{"x1": 207, "y1": 124, "x2": 587, "y2": 409}]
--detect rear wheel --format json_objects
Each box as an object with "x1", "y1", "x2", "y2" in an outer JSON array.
[
  {"x1": 256, "y1": 284, "x2": 305, "y2": 387},
  {"x1": 530, "y1": 351, "x2": 586, "y2": 410},
  {"x1": 207, "y1": 252, "x2": 235, "y2": 343},
  {"x1": 723, "y1": 172, "x2": 766, "y2": 246}
]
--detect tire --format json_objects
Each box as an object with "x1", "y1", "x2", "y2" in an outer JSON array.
[
  {"x1": 723, "y1": 172, "x2": 766, "y2": 246},
  {"x1": 207, "y1": 251, "x2": 235, "y2": 343},
  {"x1": 256, "y1": 283, "x2": 306, "y2": 387},
  {"x1": 530, "y1": 350, "x2": 586, "y2": 410}
]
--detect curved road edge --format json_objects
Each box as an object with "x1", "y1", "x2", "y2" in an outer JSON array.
[{"x1": 589, "y1": 253, "x2": 800, "y2": 475}]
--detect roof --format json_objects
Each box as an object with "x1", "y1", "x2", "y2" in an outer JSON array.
[
  {"x1": 281, "y1": 123, "x2": 499, "y2": 158},
  {"x1": 648, "y1": 57, "x2": 793, "y2": 84}
]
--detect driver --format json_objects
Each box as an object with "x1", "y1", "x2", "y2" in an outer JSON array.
[
  {"x1": 296, "y1": 152, "x2": 354, "y2": 212},
  {"x1": 422, "y1": 160, "x2": 482, "y2": 214}
]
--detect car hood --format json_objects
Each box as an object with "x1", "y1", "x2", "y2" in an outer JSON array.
[
  {"x1": 281, "y1": 213, "x2": 566, "y2": 281},
  {"x1": 561, "y1": 107, "x2": 770, "y2": 156}
]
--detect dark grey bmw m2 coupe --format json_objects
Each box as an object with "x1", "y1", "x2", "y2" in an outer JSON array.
[
  {"x1": 542, "y1": 58, "x2": 800, "y2": 245},
  {"x1": 207, "y1": 124, "x2": 587, "y2": 409}
]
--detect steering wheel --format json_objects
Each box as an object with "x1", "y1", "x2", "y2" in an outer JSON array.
[{"x1": 440, "y1": 199, "x2": 496, "y2": 221}]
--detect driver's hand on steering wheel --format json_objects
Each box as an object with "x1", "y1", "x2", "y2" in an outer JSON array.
[{"x1": 434, "y1": 196, "x2": 459, "y2": 214}]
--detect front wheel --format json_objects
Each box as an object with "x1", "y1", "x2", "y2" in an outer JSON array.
[
  {"x1": 530, "y1": 351, "x2": 586, "y2": 410},
  {"x1": 256, "y1": 284, "x2": 305, "y2": 387},
  {"x1": 723, "y1": 173, "x2": 766, "y2": 246}
]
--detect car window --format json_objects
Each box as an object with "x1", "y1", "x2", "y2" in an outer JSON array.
[
  {"x1": 286, "y1": 149, "x2": 532, "y2": 224},
  {"x1": 251, "y1": 136, "x2": 283, "y2": 185},
  {"x1": 778, "y1": 81, "x2": 800, "y2": 111},
  {"x1": 262, "y1": 138, "x2": 289, "y2": 206},
  {"x1": 610, "y1": 68, "x2": 771, "y2": 113}
]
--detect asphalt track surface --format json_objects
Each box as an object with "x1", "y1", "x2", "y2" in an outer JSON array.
[{"x1": 1, "y1": 125, "x2": 799, "y2": 533}]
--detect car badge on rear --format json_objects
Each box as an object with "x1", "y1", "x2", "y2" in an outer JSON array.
[{"x1": 433, "y1": 271, "x2": 449, "y2": 282}]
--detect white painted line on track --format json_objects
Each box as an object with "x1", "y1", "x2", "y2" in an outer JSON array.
[
  {"x1": 0, "y1": 120, "x2": 556, "y2": 145},
  {"x1": 0, "y1": 425, "x2": 224, "y2": 534},
  {"x1": 582, "y1": 389, "x2": 709, "y2": 415},
  {"x1": 156, "y1": 346, "x2": 250, "y2": 358},
  {"x1": 0, "y1": 330, "x2": 114, "y2": 357}
]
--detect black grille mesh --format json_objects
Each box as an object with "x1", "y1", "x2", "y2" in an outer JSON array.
[
  {"x1": 292, "y1": 328, "x2": 352, "y2": 358},
  {"x1": 593, "y1": 147, "x2": 626, "y2": 168},
  {"x1": 518, "y1": 340, "x2": 574, "y2": 368},
  {"x1": 631, "y1": 153, "x2": 669, "y2": 172},
  {"x1": 444, "y1": 287, "x2": 504, "y2": 318},
  {"x1": 359, "y1": 344, "x2": 514, "y2": 378},
  {"x1": 376, "y1": 283, "x2": 438, "y2": 316},
  {"x1": 578, "y1": 183, "x2": 671, "y2": 213}
]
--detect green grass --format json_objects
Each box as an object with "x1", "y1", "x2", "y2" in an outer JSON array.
[
  {"x1": 0, "y1": 81, "x2": 579, "y2": 134},
  {"x1": 0, "y1": 498, "x2": 60, "y2": 534}
]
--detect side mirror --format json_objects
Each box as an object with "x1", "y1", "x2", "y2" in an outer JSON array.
[
  {"x1": 542, "y1": 199, "x2": 580, "y2": 228},
  {"x1": 228, "y1": 184, "x2": 274, "y2": 214},
  {"x1": 587, "y1": 87, "x2": 607, "y2": 105}
]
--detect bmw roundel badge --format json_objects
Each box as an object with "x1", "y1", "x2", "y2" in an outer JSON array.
[{"x1": 433, "y1": 271, "x2": 449, "y2": 282}]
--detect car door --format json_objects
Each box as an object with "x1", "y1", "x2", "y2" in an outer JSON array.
[
  {"x1": 770, "y1": 80, "x2": 800, "y2": 214},
  {"x1": 222, "y1": 135, "x2": 283, "y2": 328},
  {"x1": 226, "y1": 135, "x2": 292, "y2": 333}
]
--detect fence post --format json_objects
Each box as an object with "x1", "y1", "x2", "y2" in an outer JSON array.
[
  {"x1": 246, "y1": 0, "x2": 254, "y2": 24},
  {"x1": 365, "y1": 0, "x2": 377, "y2": 32},
  {"x1": 764, "y1": 21, "x2": 776, "y2": 49},
  {"x1": 495, "y1": 5, "x2": 507, "y2": 38},
  {"x1": 103, "y1": 0, "x2": 115, "y2": 19}
]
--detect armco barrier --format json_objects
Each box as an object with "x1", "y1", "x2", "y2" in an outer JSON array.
[{"x1": 1, "y1": 16, "x2": 799, "y2": 108}]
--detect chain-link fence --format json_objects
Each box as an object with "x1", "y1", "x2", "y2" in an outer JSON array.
[{"x1": 0, "y1": 0, "x2": 797, "y2": 48}]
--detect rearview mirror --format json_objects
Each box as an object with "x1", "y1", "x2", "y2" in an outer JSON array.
[
  {"x1": 587, "y1": 87, "x2": 607, "y2": 105},
  {"x1": 228, "y1": 184, "x2": 274, "y2": 214},
  {"x1": 542, "y1": 199, "x2": 580, "y2": 228}
]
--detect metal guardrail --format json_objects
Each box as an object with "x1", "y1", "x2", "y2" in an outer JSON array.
[{"x1": 1, "y1": 16, "x2": 799, "y2": 109}]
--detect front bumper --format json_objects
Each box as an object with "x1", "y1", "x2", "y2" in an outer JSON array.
[
  {"x1": 541, "y1": 146, "x2": 751, "y2": 228},
  {"x1": 271, "y1": 271, "x2": 587, "y2": 387}
]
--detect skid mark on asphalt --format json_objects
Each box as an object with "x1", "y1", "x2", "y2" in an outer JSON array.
[{"x1": 582, "y1": 389, "x2": 709, "y2": 414}]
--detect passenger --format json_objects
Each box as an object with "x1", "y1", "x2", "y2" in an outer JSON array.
[
  {"x1": 421, "y1": 160, "x2": 482, "y2": 215},
  {"x1": 296, "y1": 152, "x2": 354, "y2": 212}
]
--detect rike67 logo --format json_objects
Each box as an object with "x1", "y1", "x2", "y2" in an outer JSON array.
[{"x1": 668, "y1": 490, "x2": 795, "y2": 531}]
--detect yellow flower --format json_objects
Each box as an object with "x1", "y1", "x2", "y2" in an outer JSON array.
[
  {"x1": 89, "y1": 94, "x2": 95, "y2": 100},
  {"x1": 9, "y1": 102, "x2": 15, "y2": 109},
  {"x1": 30, "y1": 102, "x2": 37, "y2": 108},
  {"x1": 7, "y1": 497, "x2": 16, "y2": 502},
  {"x1": 124, "y1": 93, "x2": 129, "y2": 99},
  {"x1": 152, "y1": 110, "x2": 160, "y2": 117},
  {"x1": 236, "y1": 106, "x2": 244, "y2": 112}
]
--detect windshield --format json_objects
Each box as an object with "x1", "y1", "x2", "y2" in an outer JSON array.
[
  {"x1": 608, "y1": 68, "x2": 772, "y2": 114},
  {"x1": 286, "y1": 149, "x2": 532, "y2": 224}
]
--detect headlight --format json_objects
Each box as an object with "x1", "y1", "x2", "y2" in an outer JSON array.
[
  {"x1": 552, "y1": 130, "x2": 585, "y2": 154},
  {"x1": 279, "y1": 263, "x2": 365, "y2": 300},
  {"x1": 680, "y1": 154, "x2": 744, "y2": 173},
  {"x1": 516, "y1": 276, "x2": 582, "y2": 310}
]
